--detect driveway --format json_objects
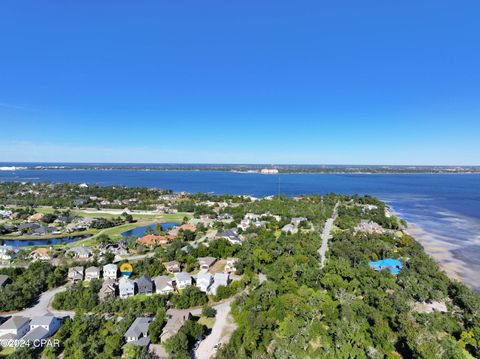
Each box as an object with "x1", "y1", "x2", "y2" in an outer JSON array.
[
  {"x1": 6, "y1": 285, "x2": 74, "y2": 319},
  {"x1": 195, "y1": 298, "x2": 236, "y2": 359}
]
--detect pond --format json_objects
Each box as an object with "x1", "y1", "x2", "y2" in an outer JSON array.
[
  {"x1": 0, "y1": 234, "x2": 92, "y2": 248},
  {"x1": 121, "y1": 222, "x2": 178, "y2": 239}
]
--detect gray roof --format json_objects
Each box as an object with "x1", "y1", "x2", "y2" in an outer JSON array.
[
  {"x1": 86, "y1": 266, "x2": 100, "y2": 273},
  {"x1": 0, "y1": 275, "x2": 10, "y2": 287},
  {"x1": 213, "y1": 273, "x2": 229, "y2": 286},
  {"x1": 136, "y1": 275, "x2": 154, "y2": 291},
  {"x1": 103, "y1": 263, "x2": 118, "y2": 271},
  {"x1": 68, "y1": 246, "x2": 93, "y2": 257},
  {"x1": 153, "y1": 275, "x2": 173, "y2": 290},
  {"x1": 22, "y1": 326, "x2": 49, "y2": 342},
  {"x1": 125, "y1": 317, "x2": 152, "y2": 340},
  {"x1": 119, "y1": 277, "x2": 135, "y2": 289},
  {"x1": 0, "y1": 316, "x2": 30, "y2": 330},
  {"x1": 68, "y1": 266, "x2": 84, "y2": 274},
  {"x1": 30, "y1": 315, "x2": 57, "y2": 327},
  {"x1": 198, "y1": 257, "x2": 216, "y2": 267},
  {"x1": 174, "y1": 272, "x2": 191, "y2": 282}
]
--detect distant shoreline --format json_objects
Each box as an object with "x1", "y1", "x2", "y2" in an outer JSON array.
[{"x1": 2, "y1": 164, "x2": 480, "y2": 175}]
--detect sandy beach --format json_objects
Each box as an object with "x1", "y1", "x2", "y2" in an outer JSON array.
[{"x1": 406, "y1": 222, "x2": 479, "y2": 290}]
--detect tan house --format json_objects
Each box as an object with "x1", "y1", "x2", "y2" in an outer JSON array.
[
  {"x1": 29, "y1": 248, "x2": 54, "y2": 261},
  {"x1": 28, "y1": 213, "x2": 45, "y2": 222},
  {"x1": 163, "y1": 260, "x2": 181, "y2": 273}
]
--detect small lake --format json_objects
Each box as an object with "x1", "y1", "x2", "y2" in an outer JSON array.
[
  {"x1": 0, "y1": 235, "x2": 92, "y2": 248},
  {"x1": 121, "y1": 222, "x2": 178, "y2": 239}
]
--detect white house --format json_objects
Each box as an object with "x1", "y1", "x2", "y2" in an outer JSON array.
[
  {"x1": 68, "y1": 266, "x2": 84, "y2": 283},
  {"x1": 103, "y1": 264, "x2": 118, "y2": 280},
  {"x1": 196, "y1": 272, "x2": 213, "y2": 293},
  {"x1": 22, "y1": 316, "x2": 62, "y2": 343},
  {"x1": 210, "y1": 273, "x2": 230, "y2": 296},
  {"x1": 0, "y1": 316, "x2": 30, "y2": 341},
  {"x1": 125, "y1": 317, "x2": 152, "y2": 347},
  {"x1": 119, "y1": 277, "x2": 135, "y2": 298},
  {"x1": 174, "y1": 272, "x2": 192, "y2": 290},
  {"x1": 0, "y1": 245, "x2": 15, "y2": 261},
  {"x1": 198, "y1": 257, "x2": 216, "y2": 272},
  {"x1": 85, "y1": 266, "x2": 100, "y2": 281},
  {"x1": 153, "y1": 275, "x2": 175, "y2": 295},
  {"x1": 224, "y1": 258, "x2": 239, "y2": 273}
]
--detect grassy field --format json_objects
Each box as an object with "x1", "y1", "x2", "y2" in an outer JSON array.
[
  {"x1": 34, "y1": 207, "x2": 188, "y2": 221},
  {"x1": 66, "y1": 212, "x2": 190, "y2": 247}
]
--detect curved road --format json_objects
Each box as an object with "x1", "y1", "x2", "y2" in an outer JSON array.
[{"x1": 7, "y1": 285, "x2": 74, "y2": 318}]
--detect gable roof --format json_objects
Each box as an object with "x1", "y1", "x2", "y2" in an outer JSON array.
[
  {"x1": 174, "y1": 272, "x2": 191, "y2": 282},
  {"x1": 153, "y1": 275, "x2": 173, "y2": 289},
  {"x1": 125, "y1": 317, "x2": 152, "y2": 338},
  {"x1": 0, "y1": 275, "x2": 10, "y2": 287},
  {"x1": 30, "y1": 315, "x2": 57, "y2": 327},
  {"x1": 0, "y1": 316, "x2": 30, "y2": 330}
]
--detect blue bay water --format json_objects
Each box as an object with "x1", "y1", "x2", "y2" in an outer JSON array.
[{"x1": 1, "y1": 169, "x2": 479, "y2": 289}]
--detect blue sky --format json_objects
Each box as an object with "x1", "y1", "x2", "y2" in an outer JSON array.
[{"x1": 1, "y1": 1, "x2": 479, "y2": 165}]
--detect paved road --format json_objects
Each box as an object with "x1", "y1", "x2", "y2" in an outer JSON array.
[
  {"x1": 318, "y1": 202, "x2": 339, "y2": 268},
  {"x1": 7, "y1": 285, "x2": 74, "y2": 318},
  {"x1": 195, "y1": 298, "x2": 236, "y2": 359}
]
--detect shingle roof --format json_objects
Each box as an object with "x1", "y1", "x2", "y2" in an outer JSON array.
[{"x1": 0, "y1": 316, "x2": 30, "y2": 330}]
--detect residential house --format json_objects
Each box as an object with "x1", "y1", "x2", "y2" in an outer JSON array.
[
  {"x1": 136, "y1": 275, "x2": 154, "y2": 295},
  {"x1": 33, "y1": 226, "x2": 58, "y2": 236},
  {"x1": 22, "y1": 316, "x2": 61, "y2": 343},
  {"x1": 224, "y1": 258, "x2": 239, "y2": 274},
  {"x1": 0, "y1": 316, "x2": 30, "y2": 343},
  {"x1": 28, "y1": 213, "x2": 45, "y2": 222},
  {"x1": 244, "y1": 213, "x2": 261, "y2": 221},
  {"x1": 210, "y1": 273, "x2": 230, "y2": 296},
  {"x1": 137, "y1": 234, "x2": 173, "y2": 248},
  {"x1": 67, "y1": 267, "x2": 84, "y2": 283},
  {"x1": 355, "y1": 220, "x2": 385, "y2": 234},
  {"x1": 17, "y1": 223, "x2": 40, "y2": 232},
  {"x1": 153, "y1": 275, "x2": 175, "y2": 295},
  {"x1": 160, "y1": 309, "x2": 193, "y2": 343},
  {"x1": 179, "y1": 223, "x2": 197, "y2": 233},
  {"x1": 85, "y1": 266, "x2": 101, "y2": 281},
  {"x1": 29, "y1": 248, "x2": 54, "y2": 261},
  {"x1": 103, "y1": 264, "x2": 118, "y2": 280},
  {"x1": 174, "y1": 272, "x2": 192, "y2": 290},
  {"x1": 119, "y1": 277, "x2": 135, "y2": 298},
  {"x1": 195, "y1": 273, "x2": 213, "y2": 293},
  {"x1": 219, "y1": 229, "x2": 243, "y2": 245},
  {"x1": 125, "y1": 317, "x2": 153, "y2": 347},
  {"x1": 99, "y1": 279, "x2": 117, "y2": 300},
  {"x1": 67, "y1": 246, "x2": 93, "y2": 260},
  {"x1": 0, "y1": 275, "x2": 11, "y2": 289},
  {"x1": 0, "y1": 210, "x2": 12, "y2": 219},
  {"x1": 0, "y1": 245, "x2": 16, "y2": 261},
  {"x1": 281, "y1": 224, "x2": 297, "y2": 234},
  {"x1": 198, "y1": 257, "x2": 216, "y2": 272},
  {"x1": 99, "y1": 242, "x2": 128, "y2": 256},
  {"x1": 163, "y1": 260, "x2": 181, "y2": 273},
  {"x1": 291, "y1": 217, "x2": 308, "y2": 226},
  {"x1": 218, "y1": 212, "x2": 232, "y2": 220}
]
